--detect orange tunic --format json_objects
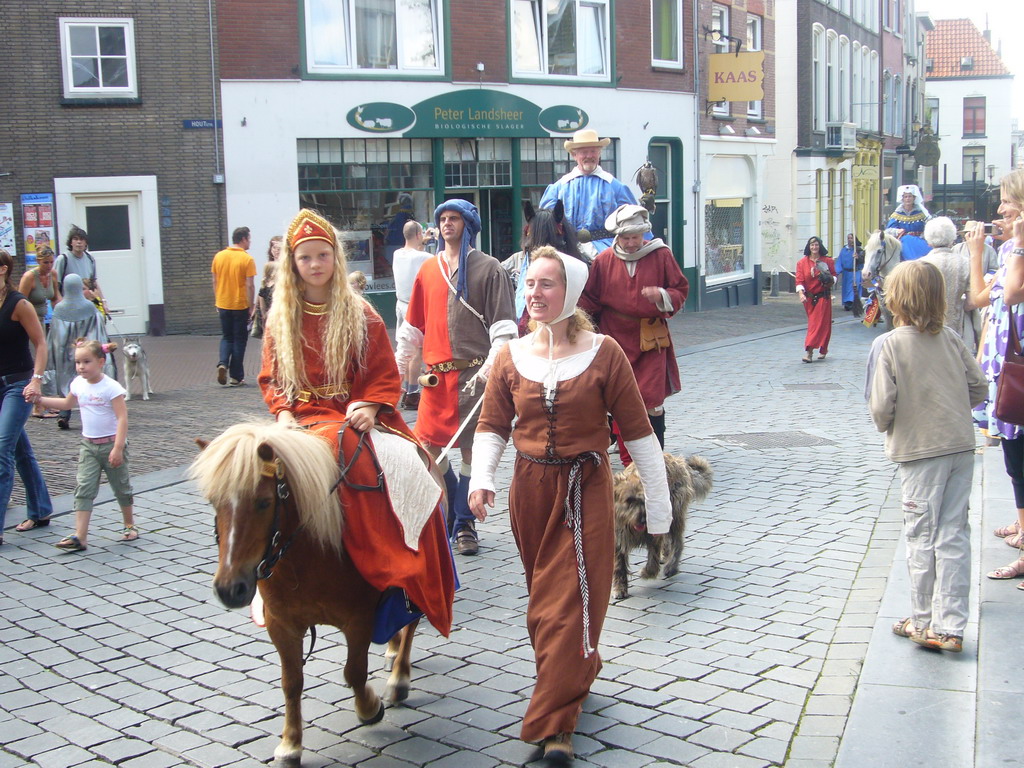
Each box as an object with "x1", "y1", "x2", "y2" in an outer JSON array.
[{"x1": 259, "y1": 304, "x2": 455, "y2": 638}]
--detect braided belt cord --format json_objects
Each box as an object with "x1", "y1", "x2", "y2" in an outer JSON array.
[{"x1": 520, "y1": 450, "x2": 602, "y2": 658}]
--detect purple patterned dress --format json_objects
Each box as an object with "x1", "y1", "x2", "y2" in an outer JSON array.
[{"x1": 978, "y1": 241, "x2": 1024, "y2": 439}]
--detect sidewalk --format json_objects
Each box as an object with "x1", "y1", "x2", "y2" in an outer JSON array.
[{"x1": 1, "y1": 295, "x2": 1006, "y2": 768}]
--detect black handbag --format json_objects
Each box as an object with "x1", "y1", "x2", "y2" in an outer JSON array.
[{"x1": 995, "y1": 304, "x2": 1024, "y2": 426}]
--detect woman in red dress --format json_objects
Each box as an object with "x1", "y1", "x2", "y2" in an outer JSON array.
[
  {"x1": 796, "y1": 236, "x2": 838, "y2": 362},
  {"x1": 258, "y1": 209, "x2": 455, "y2": 642}
]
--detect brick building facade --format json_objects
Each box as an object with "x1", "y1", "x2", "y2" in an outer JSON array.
[
  {"x1": 0, "y1": 1, "x2": 228, "y2": 335},
  {"x1": 215, "y1": 0, "x2": 726, "y2": 316}
]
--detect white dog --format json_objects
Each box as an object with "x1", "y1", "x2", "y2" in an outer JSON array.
[{"x1": 121, "y1": 337, "x2": 153, "y2": 401}]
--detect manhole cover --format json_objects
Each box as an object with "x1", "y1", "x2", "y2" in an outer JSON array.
[
  {"x1": 711, "y1": 431, "x2": 836, "y2": 449},
  {"x1": 783, "y1": 383, "x2": 845, "y2": 391}
]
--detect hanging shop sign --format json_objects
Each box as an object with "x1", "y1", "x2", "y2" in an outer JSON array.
[
  {"x1": 346, "y1": 90, "x2": 588, "y2": 138},
  {"x1": 707, "y1": 52, "x2": 765, "y2": 102},
  {"x1": 20, "y1": 193, "x2": 54, "y2": 266}
]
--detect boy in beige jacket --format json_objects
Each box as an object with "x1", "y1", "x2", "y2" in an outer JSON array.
[{"x1": 866, "y1": 260, "x2": 987, "y2": 653}]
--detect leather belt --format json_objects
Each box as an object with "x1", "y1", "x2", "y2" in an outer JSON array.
[
  {"x1": 296, "y1": 385, "x2": 347, "y2": 403},
  {"x1": 582, "y1": 228, "x2": 614, "y2": 240},
  {"x1": 85, "y1": 435, "x2": 116, "y2": 445},
  {"x1": 0, "y1": 369, "x2": 32, "y2": 386},
  {"x1": 428, "y1": 356, "x2": 485, "y2": 374}
]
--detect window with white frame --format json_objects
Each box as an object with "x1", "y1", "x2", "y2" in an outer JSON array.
[
  {"x1": 893, "y1": 76, "x2": 903, "y2": 138},
  {"x1": 711, "y1": 4, "x2": 730, "y2": 115},
  {"x1": 746, "y1": 14, "x2": 762, "y2": 117},
  {"x1": 304, "y1": 0, "x2": 444, "y2": 75},
  {"x1": 869, "y1": 51, "x2": 879, "y2": 128},
  {"x1": 826, "y1": 32, "x2": 838, "y2": 122},
  {"x1": 813, "y1": 25, "x2": 825, "y2": 131},
  {"x1": 861, "y1": 47, "x2": 870, "y2": 129},
  {"x1": 513, "y1": 0, "x2": 610, "y2": 80},
  {"x1": 711, "y1": 4, "x2": 730, "y2": 52},
  {"x1": 651, "y1": 0, "x2": 683, "y2": 68},
  {"x1": 839, "y1": 37, "x2": 849, "y2": 123},
  {"x1": 926, "y1": 96, "x2": 939, "y2": 134},
  {"x1": 59, "y1": 17, "x2": 138, "y2": 99},
  {"x1": 883, "y1": 72, "x2": 892, "y2": 134},
  {"x1": 851, "y1": 42, "x2": 861, "y2": 127}
]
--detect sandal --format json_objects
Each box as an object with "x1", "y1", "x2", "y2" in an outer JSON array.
[
  {"x1": 55, "y1": 535, "x2": 86, "y2": 552},
  {"x1": 987, "y1": 558, "x2": 1024, "y2": 579},
  {"x1": 802, "y1": 353, "x2": 813, "y2": 363},
  {"x1": 995, "y1": 521, "x2": 1020, "y2": 538},
  {"x1": 818, "y1": 352, "x2": 828, "y2": 360},
  {"x1": 911, "y1": 628, "x2": 942, "y2": 650},
  {"x1": 15, "y1": 518, "x2": 51, "y2": 532},
  {"x1": 892, "y1": 617, "x2": 916, "y2": 638},
  {"x1": 120, "y1": 525, "x2": 139, "y2": 542},
  {"x1": 1005, "y1": 531, "x2": 1024, "y2": 548},
  {"x1": 936, "y1": 634, "x2": 963, "y2": 653}
]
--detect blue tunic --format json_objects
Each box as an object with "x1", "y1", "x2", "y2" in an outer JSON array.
[
  {"x1": 899, "y1": 234, "x2": 930, "y2": 261},
  {"x1": 836, "y1": 245, "x2": 861, "y2": 304},
  {"x1": 539, "y1": 168, "x2": 639, "y2": 252},
  {"x1": 887, "y1": 206, "x2": 928, "y2": 235}
]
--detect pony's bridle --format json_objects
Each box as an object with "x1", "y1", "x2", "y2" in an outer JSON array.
[{"x1": 252, "y1": 456, "x2": 304, "y2": 581}]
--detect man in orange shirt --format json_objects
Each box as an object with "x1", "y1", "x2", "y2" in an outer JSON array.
[{"x1": 211, "y1": 226, "x2": 256, "y2": 386}]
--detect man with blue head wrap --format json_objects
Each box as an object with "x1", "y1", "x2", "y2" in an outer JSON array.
[{"x1": 395, "y1": 198, "x2": 517, "y2": 555}]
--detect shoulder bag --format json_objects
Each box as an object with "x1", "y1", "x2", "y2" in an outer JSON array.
[{"x1": 994, "y1": 304, "x2": 1024, "y2": 426}]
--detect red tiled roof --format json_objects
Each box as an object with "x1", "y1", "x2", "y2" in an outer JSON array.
[{"x1": 925, "y1": 18, "x2": 1011, "y2": 78}]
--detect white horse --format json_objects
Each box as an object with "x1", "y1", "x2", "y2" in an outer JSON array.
[{"x1": 862, "y1": 230, "x2": 902, "y2": 330}]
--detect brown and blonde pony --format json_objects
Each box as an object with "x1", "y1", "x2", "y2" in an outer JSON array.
[{"x1": 190, "y1": 421, "x2": 419, "y2": 765}]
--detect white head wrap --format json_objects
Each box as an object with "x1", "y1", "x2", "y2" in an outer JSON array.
[
  {"x1": 530, "y1": 249, "x2": 589, "y2": 400},
  {"x1": 896, "y1": 184, "x2": 930, "y2": 216},
  {"x1": 605, "y1": 204, "x2": 652, "y2": 236}
]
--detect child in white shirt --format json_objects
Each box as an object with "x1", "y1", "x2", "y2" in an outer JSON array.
[{"x1": 35, "y1": 338, "x2": 137, "y2": 551}]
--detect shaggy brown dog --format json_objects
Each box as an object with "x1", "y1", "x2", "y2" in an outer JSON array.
[{"x1": 612, "y1": 454, "x2": 713, "y2": 600}]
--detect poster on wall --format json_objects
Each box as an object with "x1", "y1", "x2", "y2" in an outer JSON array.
[
  {"x1": 0, "y1": 203, "x2": 15, "y2": 256},
  {"x1": 20, "y1": 193, "x2": 55, "y2": 267}
]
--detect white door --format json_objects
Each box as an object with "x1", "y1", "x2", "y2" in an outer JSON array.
[{"x1": 73, "y1": 194, "x2": 147, "y2": 335}]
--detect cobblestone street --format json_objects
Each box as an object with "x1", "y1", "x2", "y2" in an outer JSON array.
[{"x1": 1, "y1": 302, "x2": 1009, "y2": 767}]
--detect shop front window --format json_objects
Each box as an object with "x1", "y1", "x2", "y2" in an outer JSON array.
[
  {"x1": 297, "y1": 138, "x2": 435, "y2": 292},
  {"x1": 705, "y1": 198, "x2": 746, "y2": 279}
]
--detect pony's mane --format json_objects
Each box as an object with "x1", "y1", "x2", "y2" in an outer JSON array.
[{"x1": 188, "y1": 422, "x2": 343, "y2": 553}]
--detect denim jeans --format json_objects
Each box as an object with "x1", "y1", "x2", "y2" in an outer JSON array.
[
  {"x1": 0, "y1": 380, "x2": 53, "y2": 531},
  {"x1": 218, "y1": 308, "x2": 250, "y2": 382}
]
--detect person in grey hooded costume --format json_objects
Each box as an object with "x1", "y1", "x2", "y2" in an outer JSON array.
[{"x1": 45, "y1": 274, "x2": 114, "y2": 430}]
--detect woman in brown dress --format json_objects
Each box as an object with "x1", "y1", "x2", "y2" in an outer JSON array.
[{"x1": 469, "y1": 246, "x2": 671, "y2": 765}]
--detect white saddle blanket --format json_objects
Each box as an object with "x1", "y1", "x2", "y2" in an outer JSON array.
[{"x1": 371, "y1": 428, "x2": 443, "y2": 552}]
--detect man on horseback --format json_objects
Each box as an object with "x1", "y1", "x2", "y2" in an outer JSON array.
[{"x1": 540, "y1": 128, "x2": 642, "y2": 258}]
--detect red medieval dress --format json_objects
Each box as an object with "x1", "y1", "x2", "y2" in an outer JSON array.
[
  {"x1": 796, "y1": 256, "x2": 838, "y2": 354},
  {"x1": 579, "y1": 245, "x2": 688, "y2": 410},
  {"x1": 476, "y1": 336, "x2": 654, "y2": 743},
  {"x1": 258, "y1": 302, "x2": 456, "y2": 640}
]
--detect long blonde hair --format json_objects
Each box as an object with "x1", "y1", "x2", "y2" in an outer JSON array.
[{"x1": 264, "y1": 210, "x2": 368, "y2": 403}]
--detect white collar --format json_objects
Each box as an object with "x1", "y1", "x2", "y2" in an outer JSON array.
[{"x1": 557, "y1": 166, "x2": 614, "y2": 185}]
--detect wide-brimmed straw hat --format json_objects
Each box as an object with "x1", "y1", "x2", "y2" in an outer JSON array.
[{"x1": 564, "y1": 128, "x2": 611, "y2": 152}]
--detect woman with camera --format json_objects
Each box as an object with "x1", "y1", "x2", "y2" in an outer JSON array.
[
  {"x1": 967, "y1": 170, "x2": 1024, "y2": 581},
  {"x1": 796, "y1": 236, "x2": 837, "y2": 363}
]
